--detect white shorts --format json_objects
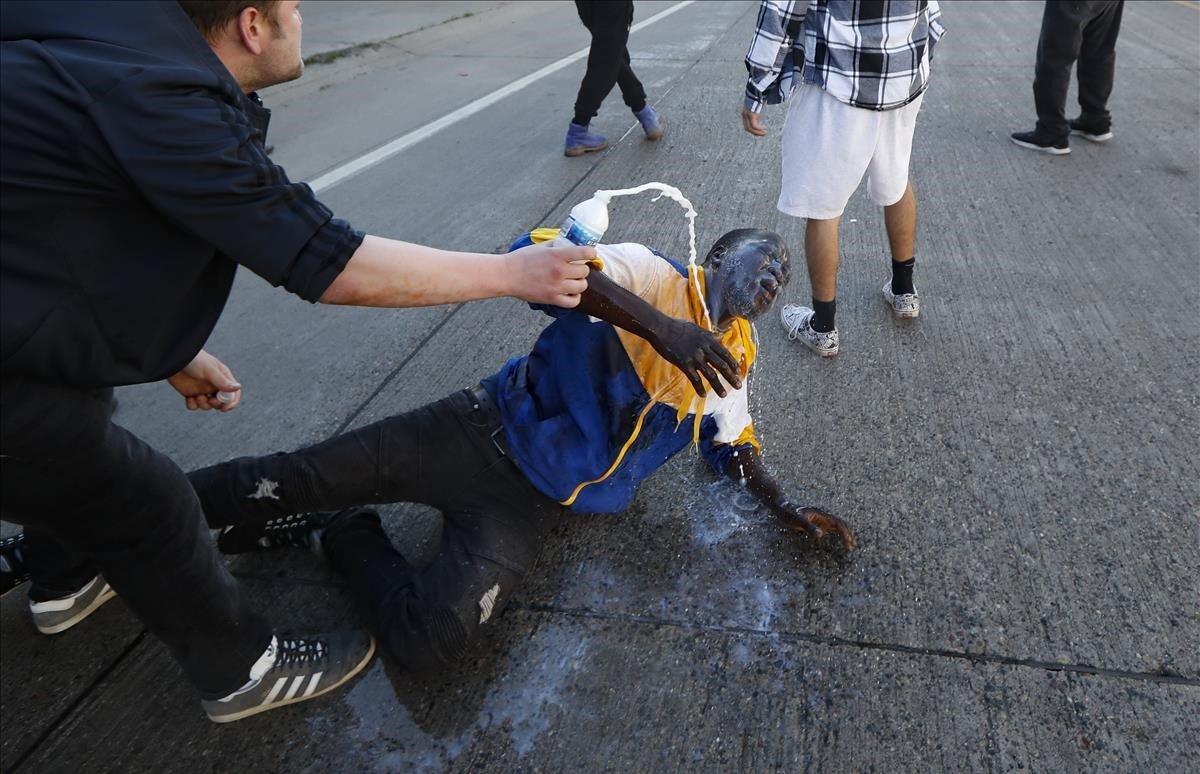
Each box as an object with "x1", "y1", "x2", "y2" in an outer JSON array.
[{"x1": 777, "y1": 83, "x2": 924, "y2": 220}]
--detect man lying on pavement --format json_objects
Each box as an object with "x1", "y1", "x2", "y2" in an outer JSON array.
[{"x1": 187, "y1": 227, "x2": 855, "y2": 697}]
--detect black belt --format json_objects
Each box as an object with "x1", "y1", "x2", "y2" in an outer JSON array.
[{"x1": 468, "y1": 384, "x2": 509, "y2": 457}]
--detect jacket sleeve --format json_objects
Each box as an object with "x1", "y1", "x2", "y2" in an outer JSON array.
[
  {"x1": 697, "y1": 384, "x2": 762, "y2": 474},
  {"x1": 744, "y1": 0, "x2": 806, "y2": 113},
  {"x1": 88, "y1": 76, "x2": 363, "y2": 302}
]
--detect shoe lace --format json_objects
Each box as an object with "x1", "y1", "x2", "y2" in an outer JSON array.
[
  {"x1": 277, "y1": 638, "x2": 328, "y2": 667},
  {"x1": 783, "y1": 313, "x2": 807, "y2": 341}
]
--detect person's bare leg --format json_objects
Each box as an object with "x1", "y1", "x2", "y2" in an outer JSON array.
[
  {"x1": 805, "y1": 216, "x2": 841, "y2": 302},
  {"x1": 883, "y1": 181, "x2": 919, "y2": 315},
  {"x1": 883, "y1": 181, "x2": 916, "y2": 262}
]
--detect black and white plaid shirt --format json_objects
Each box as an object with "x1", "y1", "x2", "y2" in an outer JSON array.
[{"x1": 744, "y1": 0, "x2": 945, "y2": 113}]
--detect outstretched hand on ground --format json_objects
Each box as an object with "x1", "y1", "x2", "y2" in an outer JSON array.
[{"x1": 773, "y1": 502, "x2": 856, "y2": 550}]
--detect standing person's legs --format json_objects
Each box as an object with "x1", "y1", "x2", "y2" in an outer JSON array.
[
  {"x1": 0, "y1": 378, "x2": 272, "y2": 699},
  {"x1": 1032, "y1": 0, "x2": 1087, "y2": 142},
  {"x1": 883, "y1": 184, "x2": 916, "y2": 264},
  {"x1": 778, "y1": 84, "x2": 878, "y2": 354},
  {"x1": 615, "y1": 48, "x2": 647, "y2": 114},
  {"x1": 803, "y1": 218, "x2": 841, "y2": 331},
  {"x1": 866, "y1": 92, "x2": 924, "y2": 314},
  {"x1": 1076, "y1": 0, "x2": 1123, "y2": 131},
  {"x1": 572, "y1": 0, "x2": 635, "y2": 126}
]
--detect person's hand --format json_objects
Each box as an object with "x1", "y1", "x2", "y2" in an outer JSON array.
[
  {"x1": 504, "y1": 242, "x2": 593, "y2": 308},
  {"x1": 652, "y1": 317, "x2": 742, "y2": 397},
  {"x1": 167, "y1": 349, "x2": 242, "y2": 412},
  {"x1": 740, "y1": 105, "x2": 767, "y2": 137},
  {"x1": 772, "y1": 501, "x2": 856, "y2": 550}
]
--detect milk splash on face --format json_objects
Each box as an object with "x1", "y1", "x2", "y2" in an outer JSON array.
[{"x1": 594, "y1": 183, "x2": 710, "y2": 329}]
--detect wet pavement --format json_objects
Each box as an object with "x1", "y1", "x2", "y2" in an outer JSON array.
[{"x1": 2, "y1": 1, "x2": 1198, "y2": 771}]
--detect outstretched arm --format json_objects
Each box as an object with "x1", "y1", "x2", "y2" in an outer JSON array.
[
  {"x1": 575, "y1": 271, "x2": 742, "y2": 397},
  {"x1": 719, "y1": 446, "x2": 855, "y2": 549},
  {"x1": 320, "y1": 236, "x2": 593, "y2": 309}
]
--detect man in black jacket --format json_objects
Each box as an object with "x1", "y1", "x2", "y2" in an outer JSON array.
[{"x1": 0, "y1": 0, "x2": 741, "y2": 723}]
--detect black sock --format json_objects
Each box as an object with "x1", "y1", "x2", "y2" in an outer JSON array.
[
  {"x1": 811, "y1": 298, "x2": 836, "y2": 333},
  {"x1": 891, "y1": 256, "x2": 916, "y2": 295}
]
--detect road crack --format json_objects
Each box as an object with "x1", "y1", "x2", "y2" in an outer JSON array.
[{"x1": 512, "y1": 601, "x2": 1200, "y2": 687}]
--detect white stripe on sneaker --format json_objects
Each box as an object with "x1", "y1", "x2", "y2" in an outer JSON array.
[
  {"x1": 283, "y1": 675, "x2": 306, "y2": 701},
  {"x1": 265, "y1": 677, "x2": 289, "y2": 704},
  {"x1": 304, "y1": 672, "x2": 323, "y2": 698}
]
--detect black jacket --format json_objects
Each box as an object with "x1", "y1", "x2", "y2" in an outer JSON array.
[{"x1": 0, "y1": 0, "x2": 363, "y2": 387}]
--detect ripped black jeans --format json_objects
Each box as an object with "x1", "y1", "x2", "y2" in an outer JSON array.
[{"x1": 188, "y1": 388, "x2": 562, "y2": 675}]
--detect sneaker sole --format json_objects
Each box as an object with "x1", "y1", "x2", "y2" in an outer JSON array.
[
  {"x1": 1010, "y1": 137, "x2": 1070, "y2": 155},
  {"x1": 206, "y1": 636, "x2": 377, "y2": 724},
  {"x1": 800, "y1": 340, "x2": 839, "y2": 357},
  {"x1": 35, "y1": 585, "x2": 118, "y2": 635},
  {"x1": 564, "y1": 143, "x2": 608, "y2": 158},
  {"x1": 883, "y1": 295, "x2": 920, "y2": 319},
  {"x1": 1070, "y1": 128, "x2": 1113, "y2": 143}
]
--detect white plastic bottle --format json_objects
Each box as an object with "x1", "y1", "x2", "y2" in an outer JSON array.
[{"x1": 552, "y1": 191, "x2": 612, "y2": 247}]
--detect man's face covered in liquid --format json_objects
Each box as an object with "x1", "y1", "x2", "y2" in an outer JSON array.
[{"x1": 707, "y1": 229, "x2": 791, "y2": 322}]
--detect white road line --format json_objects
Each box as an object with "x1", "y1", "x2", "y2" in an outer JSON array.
[{"x1": 308, "y1": 0, "x2": 696, "y2": 194}]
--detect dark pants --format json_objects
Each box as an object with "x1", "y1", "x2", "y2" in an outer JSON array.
[
  {"x1": 0, "y1": 377, "x2": 272, "y2": 699},
  {"x1": 1033, "y1": 0, "x2": 1124, "y2": 140},
  {"x1": 573, "y1": 0, "x2": 647, "y2": 126},
  {"x1": 188, "y1": 389, "x2": 563, "y2": 675}
]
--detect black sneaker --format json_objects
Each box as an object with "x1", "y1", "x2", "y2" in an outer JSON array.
[
  {"x1": 202, "y1": 631, "x2": 376, "y2": 723},
  {"x1": 218, "y1": 511, "x2": 341, "y2": 556},
  {"x1": 1069, "y1": 117, "x2": 1113, "y2": 143},
  {"x1": 1, "y1": 533, "x2": 30, "y2": 596},
  {"x1": 1010, "y1": 130, "x2": 1070, "y2": 155}
]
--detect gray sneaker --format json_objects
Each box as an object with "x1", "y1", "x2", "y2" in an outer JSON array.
[
  {"x1": 882, "y1": 281, "x2": 920, "y2": 318},
  {"x1": 30, "y1": 575, "x2": 118, "y2": 635},
  {"x1": 780, "y1": 304, "x2": 839, "y2": 357},
  {"x1": 202, "y1": 631, "x2": 376, "y2": 723}
]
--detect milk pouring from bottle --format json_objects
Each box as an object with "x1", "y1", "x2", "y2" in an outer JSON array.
[{"x1": 552, "y1": 191, "x2": 612, "y2": 247}]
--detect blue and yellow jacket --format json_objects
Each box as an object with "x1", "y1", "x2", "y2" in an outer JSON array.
[{"x1": 481, "y1": 230, "x2": 761, "y2": 514}]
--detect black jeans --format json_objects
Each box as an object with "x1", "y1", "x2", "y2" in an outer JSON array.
[
  {"x1": 0, "y1": 377, "x2": 272, "y2": 699},
  {"x1": 188, "y1": 388, "x2": 563, "y2": 676},
  {"x1": 1033, "y1": 0, "x2": 1124, "y2": 140},
  {"x1": 573, "y1": 0, "x2": 647, "y2": 126}
]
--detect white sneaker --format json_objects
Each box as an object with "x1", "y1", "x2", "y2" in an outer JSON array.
[
  {"x1": 780, "y1": 304, "x2": 839, "y2": 357},
  {"x1": 882, "y1": 282, "x2": 920, "y2": 319}
]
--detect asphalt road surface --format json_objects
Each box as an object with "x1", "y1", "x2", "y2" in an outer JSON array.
[{"x1": 2, "y1": 1, "x2": 1198, "y2": 771}]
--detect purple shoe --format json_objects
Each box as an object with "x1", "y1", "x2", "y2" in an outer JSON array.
[
  {"x1": 564, "y1": 123, "x2": 607, "y2": 157},
  {"x1": 635, "y1": 105, "x2": 663, "y2": 141}
]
